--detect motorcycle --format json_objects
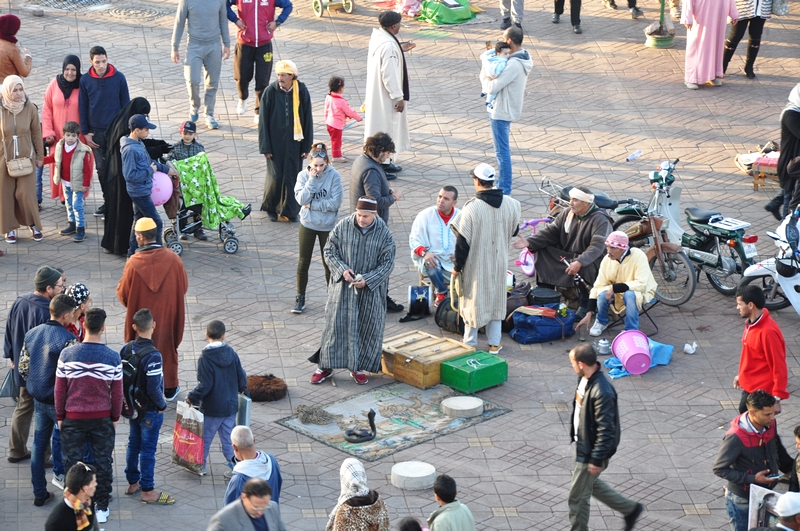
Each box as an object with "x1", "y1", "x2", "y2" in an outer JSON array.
[
  {"x1": 739, "y1": 212, "x2": 800, "y2": 313},
  {"x1": 613, "y1": 159, "x2": 760, "y2": 297}
]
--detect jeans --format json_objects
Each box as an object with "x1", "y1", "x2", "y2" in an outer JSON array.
[
  {"x1": 596, "y1": 290, "x2": 639, "y2": 330},
  {"x1": 31, "y1": 400, "x2": 63, "y2": 500},
  {"x1": 61, "y1": 417, "x2": 115, "y2": 510},
  {"x1": 203, "y1": 414, "x2": 236, "y2": 465},
  {"x1": 725, "y1": 489, "x2": 749, "y2": 531},
  {"x1": 425, "y1": 265, "x2": 449, "y2": 294},
  {"x1": 64, "y1": 185, "x2": 86, "y2": 228},
  {"x1": 490, "y1": 118, "x2": 512, "y2": 195},
  {"x1": 233, "y1": 43, "x2": 273, "y2": 114},
  {"x1": 129, "y1": 194, "x2": 163, "y2": 256},
  {"x1": 568, "y1": 457, "x2": 638, "y2": 531},
  {"x1": 125, "y1": 410, "x2": 164, "y2": 491},
  {"x1": 90, "y1": 129, "x2": 108, "y2": 201},
  {"x1": 464, "y1": 320, "x2": 502, "y2": 347},
  {"x1": 297, "y1": 225, "x2": 330, "y2": 296},
  {"x1": 36, "y1": 165, "x2": 43, "y2": 203}
]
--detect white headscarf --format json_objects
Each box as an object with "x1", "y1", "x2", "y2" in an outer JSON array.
[
  {"x1": 326, "y1": 458, "x2": 370, "y2": 531},
  {"x1": 564, "y1": 187, "x2": 595, "y2": 233},
  {"x1": 781, "y1": 82, "x2": 800, "y2": 121}
]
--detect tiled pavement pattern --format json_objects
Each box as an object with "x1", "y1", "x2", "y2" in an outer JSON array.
[{"x1": 0, "y1": 0, "x2": 798, "y2": 529}]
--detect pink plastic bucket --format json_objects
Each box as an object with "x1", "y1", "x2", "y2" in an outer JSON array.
[{"x1": 611, "y1": 330, "x2": 651, "y2": 375}]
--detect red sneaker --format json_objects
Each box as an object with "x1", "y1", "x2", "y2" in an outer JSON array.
[
  {"x1": 351, "y1": 371, "x2": 369, "y2": 385},
  {"x1": 310, "y1": 369, "x2": 333, "y2": 384},
  {"x1": 434, "y1": 293, "x2": 446, "y2": 307}
]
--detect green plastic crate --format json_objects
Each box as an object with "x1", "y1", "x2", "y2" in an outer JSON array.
[{"x1": 440, "y1": 351, "x2": 508, "y2": 394}]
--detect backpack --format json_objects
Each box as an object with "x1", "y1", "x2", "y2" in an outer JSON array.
[{"x1": 121, "y1": 341, "x2": 157, "y2": 420}]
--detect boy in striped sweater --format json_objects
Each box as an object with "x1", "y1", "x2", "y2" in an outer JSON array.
[{"x1": 55, "y1": 307, "x2": 122, "y2": 524}]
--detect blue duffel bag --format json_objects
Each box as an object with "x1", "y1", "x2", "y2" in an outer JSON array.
[{"x1": 509, "y1": 303, "x2": 575, "y2": 344}]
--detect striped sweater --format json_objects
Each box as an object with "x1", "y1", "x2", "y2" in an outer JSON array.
[{"x1": 54, "y1": 342, "x2": 124, "y2": 422}]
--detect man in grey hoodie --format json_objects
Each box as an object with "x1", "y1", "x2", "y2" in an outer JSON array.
[
  {"x1": 480, "y1": 26, "x2": 533, "y2": 196},
  {"x1": 223, "y1": 426, "x2": 282, "y2": 505}
]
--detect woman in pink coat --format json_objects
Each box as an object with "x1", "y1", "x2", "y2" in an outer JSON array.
[{"x1": 42, "y1": 54, "x2": 92, "y2": 201}]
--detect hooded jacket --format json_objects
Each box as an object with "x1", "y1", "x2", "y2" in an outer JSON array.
[
  {"x1": 223, "y1": 451, "x2": 282, "y2": 505},
  {"x1": 713, "y1": 412, "x2": 792, "y2": 498},
  {"x1": 327, "y1": 491, "x2": 390, "y2": 531},
  {"x1": 294, "y1": 164, "x2": 343, "y2": 232},
  {"x1": 482, "y1": 49, "x2": 533, "y2": 122},
  {"x1": 226, "y1": 0, "x2": 293, "y2": 47},
  {"x1": 120, "y1": 136, "x2": 169, "y2": 198},
  {"x1": 187, "y1": 342, "x2": 247, "y2": 417},
  {"x1": 78, "y1": 64, "x2": 130, "y2": 134},
  {"x1": 4, "y1": 292, "x2": 51, "y2": 387}
]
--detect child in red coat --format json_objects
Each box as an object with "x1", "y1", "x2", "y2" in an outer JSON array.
[{"x1": 324, "y1": 76, "x2": 362, "y2": 163}]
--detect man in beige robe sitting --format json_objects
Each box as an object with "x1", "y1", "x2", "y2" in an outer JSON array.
[{"x1": 450, "y1": 163, "x2": 520, "y2": 353}]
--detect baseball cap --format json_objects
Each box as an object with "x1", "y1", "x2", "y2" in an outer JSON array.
[
  {"x1": 775, "y1": 492, "x2": 800, "y2": 518},
  {"x1": 471, "y1": 163, "x2": 496, "y2": 181},
  {"x1": 129, "y1": 114, "x2": 157, "y2": 130},
  {"x1": 179, "y1": 121, "x2": 196, "y2": 133}
]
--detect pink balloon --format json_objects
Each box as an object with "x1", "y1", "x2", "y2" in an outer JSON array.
[{"x1": 151, "y1": 171, "x2": 173, "y2": 207}]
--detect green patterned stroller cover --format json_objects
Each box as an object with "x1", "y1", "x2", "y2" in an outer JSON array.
[{"x1": 172, "y1": 152, "x2": 247, "y2": 229}]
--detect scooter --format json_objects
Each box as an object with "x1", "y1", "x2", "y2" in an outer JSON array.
[
  {"x1": 739, "y1": 212, "x2": 800, "y2": 313},
  {"x1": 614, "y1": 159, "x2": 760, "y2": 296}
]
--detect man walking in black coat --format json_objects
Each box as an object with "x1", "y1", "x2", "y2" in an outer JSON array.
[{"x1": 568, "y1": 344, "x2": 644, "y2": 531}]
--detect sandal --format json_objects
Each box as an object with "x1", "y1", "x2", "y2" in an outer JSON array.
[
  {"x1": 125, "y1": 483, "x2": 141, "y2": 495},
  {"x1": 141, "y1": 492, "x2": 175, "y2": 505}
]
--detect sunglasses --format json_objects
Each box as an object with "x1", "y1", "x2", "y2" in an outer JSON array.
[{"x1": 311, "y1": 151, "x2": 327, "y2": 158}]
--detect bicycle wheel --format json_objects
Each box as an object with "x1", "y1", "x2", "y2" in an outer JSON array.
[
  {"x1": 704, "y1": 239, "x2": 745, "y2": 296},
  {"x1": 649, "y1": 250, "x2": 696, "y2": 306},
  {"x1": 613, "y1": 215, "x2": 650, "y2": 248},
  {"x1": 738, "y1": 275, "x2": 792, "y2": 310}
]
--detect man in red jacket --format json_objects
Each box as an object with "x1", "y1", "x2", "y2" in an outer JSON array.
[
  {"x1": 226, "y1": 0, "x2": 293, "y2": 124},
  {"x1": 734, "y1": 284, "x2": 789, "y2": 414}
]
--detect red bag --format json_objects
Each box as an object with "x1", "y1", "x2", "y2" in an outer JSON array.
[{"x1": 172, "y1": 401, "x2": 204, "y2": 474}]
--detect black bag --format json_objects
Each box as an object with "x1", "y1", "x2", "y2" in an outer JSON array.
[
  {"x1": 435, "y1": 296, "x2": 465, "y2": 334},
  {"x1": 121, "y1": 342, "x2": 158, "y2": 420},
  {"x1": 529, "y1": 287, "x2": 561, "y2": 305},
  {"x1": 503, "y1": 283, "x2": 532, "y2": 332}
]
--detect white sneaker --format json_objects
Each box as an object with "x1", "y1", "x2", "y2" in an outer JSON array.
[
  {"x1": 236, "y1": 99, "x2": 247, "y2": 115},
  {"x1": 95, "y1": 508, "x2": 109, "y2": 523},
  {"x1": 589, "y1": 319, "x2": 608, "y2": 337},
  {"x1": 51, "y1": 474, "x2": 65, "y2": 490},
  {"x1": 253, "y1": 113, "x2": 259, "y2": 125}
]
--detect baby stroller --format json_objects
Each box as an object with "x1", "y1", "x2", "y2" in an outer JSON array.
[{"x1": 165, "y1": 152, "x2": 252, "y2": 255}]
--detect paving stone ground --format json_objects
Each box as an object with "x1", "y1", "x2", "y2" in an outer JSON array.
[{"x1": 0, "y1": 0, "x2": 798, "y2": 529}]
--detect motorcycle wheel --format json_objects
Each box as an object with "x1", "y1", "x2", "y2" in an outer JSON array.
[
  {"x1": 704, "y1": 239, "x2": 746, "y2": 296},
  {"x1": 738, "y1": 275, "x2": 792, "y2": 310},
  {"x1": 649, "y1": 250, "x2": 696, "y2": 306},
  {"x1": 613, "y1": 215, "x2": 650, "y2": 248}
]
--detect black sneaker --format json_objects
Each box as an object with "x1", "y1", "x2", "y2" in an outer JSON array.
[
  {"x1": 765, "y1": 202, "x2": 782, "y2": 221},
  {"x1": 500, "y1": 17, "x2": 512, "y2": 29},
  {"x1": 624, "y1": 503, "x2": 644, "y2": 531},
  {"x1": 34, "y1": 492, "x2": 54, "y2": 507},
  {"x1": 291, "y1": 295, "x2": 305, "y2": 314},
  {"x1": 73, "y1": 228, "x2": 86, "y2": 243},
  {"x1": 386, "y1": 296, "x2": 404, "y2": 313},
  {"x1": 93, "y1": 204, "x2": 105, "y2": 217},
  {"x1": 60, "y1": 222, "x2": 76, "y2": 235}
]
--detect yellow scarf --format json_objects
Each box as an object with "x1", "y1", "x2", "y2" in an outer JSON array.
[
  {"x1": 65, "y1": 490, "x2": 92, "y2": 530},
  {"x1": 292, "y1": 80, "x2": 303, "y2": 141}
]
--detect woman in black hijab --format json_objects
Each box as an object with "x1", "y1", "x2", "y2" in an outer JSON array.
[{"x1": 100, "y1": 97, "x2": 171, "y2": 256}]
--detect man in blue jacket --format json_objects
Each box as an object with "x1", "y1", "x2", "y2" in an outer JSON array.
[
  {"x1": 79, "y1": 46, "x2": 130, "y2": 217},
  {"x1": 5, "y1": 266, "x2": 65, "y2": 464},
  {"x1": 187, "y1": 320, "x2": 247, "y2": 475},
  {"x1": 121, "y1": 308, "x2": 174, "y2": 505},
  {"x1": 23, "y1": 294, "x2": 78, "y2": 507},
  {"x1": 224, "y1": 425, "x2": 282, "y2": 505},
  {"x1": 120, "y1": 114, "x2": 176, "y2": 256}
]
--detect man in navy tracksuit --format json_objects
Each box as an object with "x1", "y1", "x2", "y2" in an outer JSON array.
[
  {"x1": 22, "y1": 294, "x2": 78, "y2": 507},
  {"x1": 79, "y1": 46, "x2": 130, "y2": 216},
  {"x1": 119, "y1": 114, "x2": 176, "y2": 256},
  {"x1": 121, "y1": 308, "x2": 172, "y2": 504}
]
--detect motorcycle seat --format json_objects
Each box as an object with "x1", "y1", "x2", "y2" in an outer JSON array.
[
  {"x1": 685, "y1": 207, "x2": 721, "y2": 223},
  {"x1": 560, "y1": 186, "x2": 618, "y2": 209}
]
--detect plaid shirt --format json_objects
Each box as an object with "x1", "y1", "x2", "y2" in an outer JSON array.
[{"x1": 168, "y1": 140, "x2": 205, "y2": 161}]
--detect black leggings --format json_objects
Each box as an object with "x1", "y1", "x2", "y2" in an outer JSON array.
[
  {"x1": 297, "y1": 224, "x2": 330, "y2": 296},
  {"x1": 725, "y1": 17, "x2": 766, "y2": 56}
]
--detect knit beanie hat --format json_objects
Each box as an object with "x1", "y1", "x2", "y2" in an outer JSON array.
[
  {"x1": 605, "y1": 231, "x2": 629, "y2": 250},
  {"x1": 34, "y1": 266, "x2": 61, "y2": 292}
]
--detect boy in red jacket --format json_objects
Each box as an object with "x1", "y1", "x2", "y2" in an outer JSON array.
[{"x1": 43, "y1": 121, "x2": 92, "y2": 242}]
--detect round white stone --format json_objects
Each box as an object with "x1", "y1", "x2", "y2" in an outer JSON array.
[
  {"x1": 441, "y1": 396, "x2": 484, "y2": 418},
  {"x1": 391, "y1": 461, "x2": 436, "y2": 491}
]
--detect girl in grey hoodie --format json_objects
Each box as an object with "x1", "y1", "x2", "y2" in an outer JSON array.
[{"x1": 291, "y1": 144, "x2": 343, "y2": 314}]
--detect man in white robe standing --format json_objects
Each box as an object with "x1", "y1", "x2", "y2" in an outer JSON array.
[
  {"x1": 450, "y1": 164, "x2": 520, "y2": 354},
  {"x1": 364, "y1": 11, "x2": 415, "y2": 176}
]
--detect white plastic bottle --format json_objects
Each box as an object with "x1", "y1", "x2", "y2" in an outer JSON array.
[{"x1": 626, "y1": 150, "x2": 643, "y2": 162}]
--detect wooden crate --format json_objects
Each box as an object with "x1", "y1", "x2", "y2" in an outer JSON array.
[{"x1": 382, "y1": 331, "x2": 475, "y2": 389}]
